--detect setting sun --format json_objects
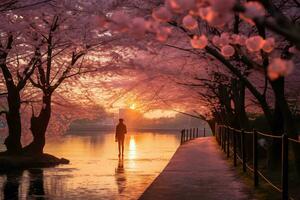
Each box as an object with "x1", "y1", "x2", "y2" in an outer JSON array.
[{"x1": 129, "y1": 104, "x2": 136, "y2": 110}]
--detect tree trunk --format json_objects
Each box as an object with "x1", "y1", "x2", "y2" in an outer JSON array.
[
  {"x1": 23, "y1": 94, "x2": 51, "y2": 155},
  {"x1": 270, "y1": 77, "x2": 300, "y2": 174},
  {"x1": 3, "y1": 84, "x2": 22, "y2": 155},
  {"x1": 268, "y1": 92, "x2": 284, "y2": 169},
  {"x1": 232, "y1": 79, "x2": 249, "y2": 130},
  {"x1": 207, "y1": 119, "x2": 216, "y2": 134},
  {"x1": 218, "y1": 84, "x2": 234, "y2": 126}
]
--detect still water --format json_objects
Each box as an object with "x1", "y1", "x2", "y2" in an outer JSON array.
[{"x1": 0, "y1": 131, "x2": 180, "y2": 200}]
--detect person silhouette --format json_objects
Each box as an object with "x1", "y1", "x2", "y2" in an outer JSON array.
[{"x1": 115, "y1": 118, "x2": 127, "y2": 157}]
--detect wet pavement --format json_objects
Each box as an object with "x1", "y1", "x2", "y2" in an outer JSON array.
[{"x1": 140, "y1": 137, "x2": 256, "y2": 200}]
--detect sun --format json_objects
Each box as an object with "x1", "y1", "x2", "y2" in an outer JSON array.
[{"x1": 129, "y1": 103, "x2": 136, "y2": 110}]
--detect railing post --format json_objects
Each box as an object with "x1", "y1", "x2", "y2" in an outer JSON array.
[
  {"x1": 181, "y1": 129, "x2": 184, "y2": 144},
  {"x1": 193, "y1": 128, "x2": 195, "y2": 139},
  {"x1": 224, "y1": 127, "x2": 226, "y2": 153},
  {"x1": 241, "y1": 129, "x2": 246, "y2": 172},
  {"x1": 192, "y1": 128, "x2": 194, "y2": 139},
  {"x1": 217, "y1": 126, "x2": 219, "y2": 142},
  {"x1": 253, "y1": 130, "x2": 259, "y2": 187},
  {"x1": 227, "y1": 128, "x2": 230, "y2": 158},
  {"x1": 219, "y1": 126, "x2": 221, "y2": 144},
  {"x1": 221, "y1": 126, "x2": 224, "y2": 149},
  {"x1": 223, "y1": 127, "x2": 226, "y2": 151},
  {"x1": 214, "y1": 123, "x2": 217, "y2": 136},
  {"x1": 204, "y1": 127, "x2": 206, "y2": 137},
  {"x1": 186, "y1": 129, "x2": 188, "y2": 141},
  {"x1": 282, "y1": 134, "x2": 288, "y2": 200},
  {"x1": 233, "y1": 129, "x2": 237, "y2": 167},
  {"x1": 223, "y1": 127, "x2": 227, "y2": 152},
  {"x1": 224, "y1": 127, "x2": 229, "y2": 153},
  {"x1": 221, "y1": 126, "x2": 225, "y2": 149},
  {"x1": 219, "y1": 126, "x2": 222, "y2": 147},
  {"x1": 196, "y1": 128, "x2": 199, "y2": 138}
]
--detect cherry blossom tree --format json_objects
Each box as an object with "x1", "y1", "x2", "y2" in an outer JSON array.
[
  {"x1": 0, "y1": 4, "x2": 46, "y2": 154},
  {"x1": 0, "y1": 0, "x2": 122, "y2": 155},
  {"x1": 104, "y1": 0, "x2": 300, "y2": 169}
]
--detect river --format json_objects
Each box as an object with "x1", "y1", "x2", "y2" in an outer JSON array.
[{"x1": 0, "y1": 131, "x2": 180, "y2": 200}]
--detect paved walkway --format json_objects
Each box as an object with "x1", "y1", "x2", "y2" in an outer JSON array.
[{"x1": 139, "y1": 137, "x2": 255, "y2": 200}]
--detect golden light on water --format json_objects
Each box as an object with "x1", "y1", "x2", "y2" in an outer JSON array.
[
  {"x1": 0, "y1": 132, "x2": 180, "y2": 199},
  {"x1": 129, "y1": 135, "x2": 137, "y2": 160}
]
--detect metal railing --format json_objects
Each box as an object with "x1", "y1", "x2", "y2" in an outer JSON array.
[
  {"x1": 180, "y1": 127, "x2": 206, "y2": 144},
  {"x1": 216, "y1": 124, "x2": 299, "y2": 200}
]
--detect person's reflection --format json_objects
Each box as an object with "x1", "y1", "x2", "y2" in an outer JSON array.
[
  {"x1": 115, "y1": 157, "x2": 127, "y2": 194},
  {"x1": 28, "y1": 169, "x2": 45, "y2": 199},
  {"x1": 3, "y1": 170, "x2": 23, "y2": 200}
]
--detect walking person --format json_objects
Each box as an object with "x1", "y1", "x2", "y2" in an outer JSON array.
[{"x1": 115, "y1": 118, "x2": 127, "y2": 157}]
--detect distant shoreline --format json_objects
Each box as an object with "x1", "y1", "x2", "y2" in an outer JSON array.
[{"x1": 66, "y1": 128, "x2": 182, "y2": 134}]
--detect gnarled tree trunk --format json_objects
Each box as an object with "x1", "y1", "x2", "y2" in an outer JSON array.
[
  {"x1": 23, "y1": 94, "x2": 51, "y2": 155},
  {"x1": 4, "y1": 86, "x2": 22, "y2": 155},
  {"x1": 1, "y1": 56, "x2": 22, "y2": 154}
]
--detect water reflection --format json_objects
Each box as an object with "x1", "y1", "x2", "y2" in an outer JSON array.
[
  {"x1": 3, "y1": 171, "x2": 22, "y2": 200},
  {"x1": 1, "y1": 169, "x2": 46, "y2": 200},
  {"x1": 0, "y1": 131, "x2": 180, "y2": 199},
  {"x1": 115, "y1": 158, "x2": 126, "y2": 194},
  {"x1": 28, "y1": 169, "x2": 45, "y2": 200}
]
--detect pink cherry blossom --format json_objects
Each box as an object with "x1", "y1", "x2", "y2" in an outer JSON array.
[
  {"x1": 288, "y1": 46, "x2": 300, "y2": 55},
  {"x1": 243, "y1": 1, "x2": 265, "y2": 19},
  {"x1": 210, "y1": 0, "x2": 235, "y2": 13},
  {"x1": 130, "y1": 17, "x2": 147, "y2": 37},
  {"x1": 166, "y1": 0, "x2": 196, "y2": 13},
  {"x1": 152, "y1": 7, "x2": 172, "y2": 22},
  {"x1": 268, "y1": 71, "x2": 280, "y2": 80},
  {"x1": 190, "y1": 35, "x2": 208, "y2": 49},
  {"x1": 182, "y1": 15, "x2": 198, "y2": 30},
  {"x1": 230, "y1": 34, "x2": 239, "y2": 44},
  {"x1": 156, "y1": 26, "x2": 172, "y2": 42},
  {"x1": 245, "y1": 36, "x2": 264, "y2": 52},
  {"x1": 241, "y1": 2, "x2": 265, "y2": 25},
  {"x1": 110, "y1": 11, "x2": 130, "y2": 32},
  {"x1": 262, "y1": 37, "x2": 275, "y2": 53},
  {"x1": 221, "y1": 45, "x2": 235, "y2": 57},
  {"x1": 219, "y1": 32, "x2": 230, "y2": 46},
  {"x1": 198, "y1": 7, "x2": 211, "y2": 19},
  {"x1": 236, "y1": 35, "x2": 247, "y2": 45},
  {"x1": 146, "y1": 20, "x2": 160, "y2": 32},
  {"x1": 212, "y1": 36, "x2": 221, "y2": 46},
  {"x1": 268, "y1": 58, "x2": 294, "y2": 80},
  {"x1": 199, "y1": 7, "x2": 230, "y2": 27}
]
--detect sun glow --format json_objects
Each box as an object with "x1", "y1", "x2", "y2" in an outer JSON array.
[
  {"x1": 129, "y1": 104, "x2": 136, "y2": 110},
  {"x1": 143, "y1": 109, "x2": 177, "y2": 119}
]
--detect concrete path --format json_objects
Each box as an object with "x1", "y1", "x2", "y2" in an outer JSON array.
[{"x1": 139, "y1": 137, "x2": 255, "y2": 200}]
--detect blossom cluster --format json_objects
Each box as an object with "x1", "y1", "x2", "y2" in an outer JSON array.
[{"x1": 106, "y1": 0, "x2": 297, "y2": 80}]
